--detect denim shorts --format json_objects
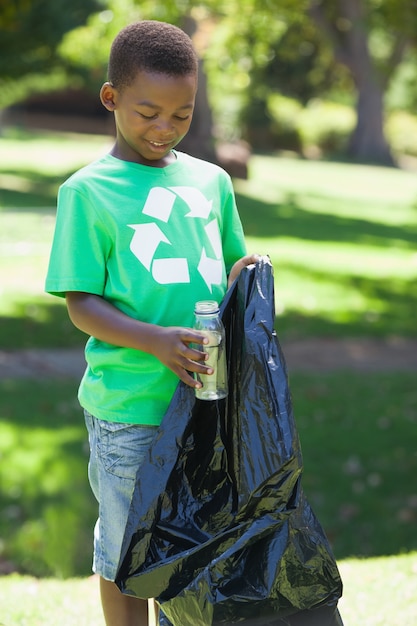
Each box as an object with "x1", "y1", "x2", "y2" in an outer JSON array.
[{"x1": 84, "y1": 410, "x2": 158, "y2": 581}]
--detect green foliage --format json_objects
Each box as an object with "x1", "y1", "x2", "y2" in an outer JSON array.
[
  {"x1": 386, "y1": 50, "x2": 417, "y2": 114},
  {"x1": 0, "y1": 0, "x2": 104, "y2": 79},
  {"x1": 3, "y1": 0, "x2": 417, "y2": 161},
  {"x1": 297, "y1": 99, "x2": 355, "y2": 154},
  {"x1": 0, "y1": 0, "x2": 104, "y2": 108},
  {"x1": 386, "y1": 111, "x2": 417, "y2": 157},
  {"x1": 261, "y1": 93, "x2": 417, "y2": 159},
  {"x1": 0, "y1": 69, "x2": 71, "y2": 111},
  {"x1": 266, "y1": 95, "x2": 356, "y2": 155},
  {"x1": 57, "y1": 0, "x2": 143, "y2": 91},
  {"x1": 266, "y1": 94, "x2": 303, "y2": 152},
  {"x1": 203, "y1": 0, "x2": 309, "y2": 141}
]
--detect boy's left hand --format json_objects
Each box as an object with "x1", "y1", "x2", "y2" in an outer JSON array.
[{"x1": 228, "y1": 254, "x2": 260, "y2": 288}]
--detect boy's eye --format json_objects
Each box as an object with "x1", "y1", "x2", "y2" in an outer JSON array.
[
  {"x1": 139, "y1": 112, "x2": 157, "y2": 120},
  {"x1": 137, "y1": 112, "x2": 190, "y2": 121}
]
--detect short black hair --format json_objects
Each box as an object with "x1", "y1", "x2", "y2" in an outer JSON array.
[{"x1": 108, "y1": 20, "x2": 198, "y2": 91}]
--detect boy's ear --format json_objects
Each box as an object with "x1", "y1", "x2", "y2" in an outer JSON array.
[{"x1": 100, "y1": 82, "x2": 117, "y2": 111}]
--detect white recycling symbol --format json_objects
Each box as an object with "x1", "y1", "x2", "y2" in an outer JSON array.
[{"x1": 128, "y1": 186, "x2": 223, "y2": 291}]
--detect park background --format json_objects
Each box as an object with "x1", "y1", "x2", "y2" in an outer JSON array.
[{"x1": 0, "y1": 1, "x2": 417, "y2": 624}]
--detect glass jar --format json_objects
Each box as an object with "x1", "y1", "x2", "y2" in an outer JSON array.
[{"x1": 193, "y1": 300, "x2": 228, "y2": 400}]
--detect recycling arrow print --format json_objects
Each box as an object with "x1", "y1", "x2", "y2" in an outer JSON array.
[
  {"x1": 204, "y1": 218, "x2": 222, "y2": 259},
  {"x1": 128, "y1": 223, "x2": 190, "y2": 284},
  {"x1": 169, "y1": 186, "x2": 213, "y2": 219},
  {"x1": 198, "y1": 247, "x2": 223, "y2": 292}
]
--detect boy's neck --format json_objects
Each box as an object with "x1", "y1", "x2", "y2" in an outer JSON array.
[{"x1": 110, "y1": 144, "x2": 177, "y2": 168}]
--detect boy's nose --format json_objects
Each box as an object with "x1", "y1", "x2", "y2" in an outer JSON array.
[{"x1": 155, "y1": 119, "x2": 174, "y2": 134}]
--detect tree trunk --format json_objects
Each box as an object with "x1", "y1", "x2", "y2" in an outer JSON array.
[
  {"x1": 348, "y1": 74, "x2": 394, "y2": 165},
  {"x1": 309, "y1": 0, "x2": 395, "y2": 165},
  {"x1": 177, "y1": 57, "x2": 217, "y2": 163},
  {"x1": 177, "y1": 15, "x2": 217, "y2": 164}
]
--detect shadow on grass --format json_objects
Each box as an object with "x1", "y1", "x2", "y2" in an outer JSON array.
[
  {"x1": 0, "y1": 299, "x2": 86, "y2": 349},
  {"x1": 0, "y1": 167, "x2": 78, "y2": 208},
  {"x1": 1, "y1": 166, "x2": 415, "y2": 347},
  {"x1": 292, "y1": 371, "x2": 417, "y2": 560},
  {"x1": 236, "y1": 191, "x2": 417, "y2": 247},
  {"x1": 276, "y1": 261, "x2": 417, "y2": 338},
  {"x1": 1, "y1": 373, "x2": 416, "y2": 578},
  {"x1": 2, "y1": 168, "x2": 416, "y2": 246},
  {"x1": 0, "y1": 379, "x2": 96, "y2": 577},
  {"x1": 1, "y1": 270, "x2": 415, "y2": 350}
]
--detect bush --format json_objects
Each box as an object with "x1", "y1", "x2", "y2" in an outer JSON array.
[
  {"x1": 297, "y1": 99, "x2": 355, "y2": 156},
  {"x1": 267, "y1": 94, "x2": 303, "y2": 153},
  {"x1": 259, "y1": 96, "x2": 355, "y2": 157},
  {"x1": 385, "y1": 110, "x2": 417, "y2": 157}
]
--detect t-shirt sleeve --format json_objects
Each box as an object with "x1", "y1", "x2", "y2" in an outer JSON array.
[
  {"x1": 45, "y1": 183, "x2": 111, "y2": 298},
  {"x1": 219, "y1": 176, "x2": 247, "y2": 274}
]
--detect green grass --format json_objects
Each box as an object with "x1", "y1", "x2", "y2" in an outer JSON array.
[
  {"x1": 0, "y1": 574, "x2": 103, "y2": 626},
  {"x1": 235, "y1": 156, "x2": 417, "y2": 339},
  {"x1": 337, "y1": 552, "x2": 417, "y2": 626},
  {"x1": 0, "y1": 380, "x2": 96, "y2": 579},
  {"x1": 291, "y1": 371, "x2": 417, "y2": 559},
  {"x1": 0, "y1": 128, "x2": 113, "y2": 348},
  {"x1": 0, "y1": 553, "x2": 416, "y2": 626},
  {"x1": 1, "y1": 373, "x2": 416, "y2": 580},
  {"x1": 1, "y1": 127, "x2": 416, "y2": 346}
]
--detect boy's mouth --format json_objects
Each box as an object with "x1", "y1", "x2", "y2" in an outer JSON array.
[{"x1": 148, "y1": 140, "x2": 173, "y2": 150}]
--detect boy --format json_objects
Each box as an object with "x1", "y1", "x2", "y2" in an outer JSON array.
[{"x1": 45, "y1": 20, "x2": 257, "y2": 626}]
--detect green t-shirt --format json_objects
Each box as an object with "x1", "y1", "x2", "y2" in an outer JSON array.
[{"x1": 45, "y1": 152, "x2": 247, "y2": 424}]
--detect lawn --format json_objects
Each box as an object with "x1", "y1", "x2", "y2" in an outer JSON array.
[
  {"x1": 1, "y1": 127, "x2": 416, "y2": 347},
  {"x1": 1, "y1": 373, "x2": 416, "y2": 580},
  {"x1": 234, "y1": 155, "x2": 417, "y2": 338},
  {"x1": 0, "y1": 553, "x2": 416, "y2": 626}
]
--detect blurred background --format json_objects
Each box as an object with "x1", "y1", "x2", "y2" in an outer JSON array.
[
  {"x1": 0, "y1": 2, "x2": 417, "y2": 624},
  {"x1": 2, "y1": 0, "x2": 417, "y2": 166}
]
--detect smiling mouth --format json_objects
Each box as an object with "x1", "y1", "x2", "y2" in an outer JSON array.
[{"x1": 149, "y1": 140, "x2": 172, "y2": 148}]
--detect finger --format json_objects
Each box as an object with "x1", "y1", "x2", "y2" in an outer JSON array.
[
  {"x1": 182, "y1": 353, "x2": 214, "y2": 375},
  {"x1": 173, "y1": 347, "x2": 213, "y2": 373},
  {"x1": 181, "y1": 330, "x2": 208, "y2": 346},
  {"x1": 244, "y1": 253, "x2": 261, "y2": 266},
  {"x1": 184, "y1": 345, "x2": 210, "y2": 363},
  {"x1": 175, "y1": 366, "x2": 204, "y2": 389}
]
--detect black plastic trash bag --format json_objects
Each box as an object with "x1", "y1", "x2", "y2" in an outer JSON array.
[{"x1": 116, "y1": 257, "x2": 343, "y2": 625}]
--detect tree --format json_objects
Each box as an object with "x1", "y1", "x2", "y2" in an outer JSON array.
[
  {"x1": 202, "y1": 0, "x2": 417, "y2": 164},
  {"x1": 308, "y1": 0, "x2": 417, "y2": 164},
  {"x1": 0, "y1": 0, "x2": 103, "y2": 80},
  {"x1": 3, "y1": 0, "x2": 417, "y2": 165}
]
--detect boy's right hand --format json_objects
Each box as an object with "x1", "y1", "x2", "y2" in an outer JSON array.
[
  {"x1": 65, "y1": 292, "x2": 212, "y2": 389},
  {"x1": 149, "y1": 326, "x2": 213, "y2": 389}
]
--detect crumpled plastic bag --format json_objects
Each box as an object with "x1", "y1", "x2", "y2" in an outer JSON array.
[{"x1": 116, "y1": 257, "x2": 343, "y2": 625}]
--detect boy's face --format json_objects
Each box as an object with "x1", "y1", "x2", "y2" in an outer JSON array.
[{"x1": 101, "y1": 69, "x2": 197, "y2": 167}]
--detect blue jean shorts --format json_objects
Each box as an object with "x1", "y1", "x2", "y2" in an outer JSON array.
[{"x1": 84, "y1": 410, "x2": 158, "y2": 581}]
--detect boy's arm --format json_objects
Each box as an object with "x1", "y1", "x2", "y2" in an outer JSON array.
[
  {"x1": 228, "y1": 254, "x2": 260, "y2": 288},
  {"x1": 66, "y1": 291, "x2": 211, "y2": 389}
]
